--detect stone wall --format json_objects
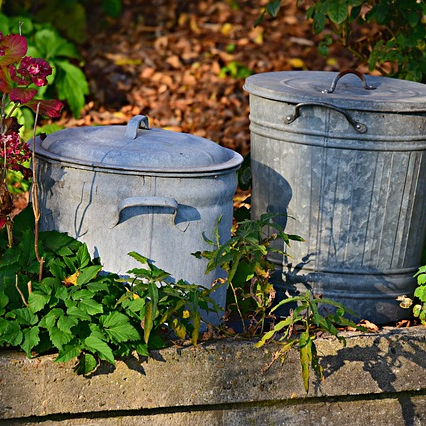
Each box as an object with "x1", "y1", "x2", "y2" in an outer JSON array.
[{"x1": 1, "y1": 326, "x2": 426, "y2": 425}]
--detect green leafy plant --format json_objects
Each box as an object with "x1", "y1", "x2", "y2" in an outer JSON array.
[
  {"x1": 260, "y1": 0, "x2": 426, "y2": 82},
  {"x1": 398, "y1": 266, "x2": 426, "y2": 325},
  {"x1": 196, "y1": 214, "x2": 304, "y2": 335},
  {"x1": 255, "y1": 290, "x2": 364, "y2": 393},
  {"x1": 1, "y1": 0, "x2": 123, "y2": 44},
  {"x1": 0, "y1": 206, "x2": 218, "y2": 375},
  {"x1": 197, "y1": 213, "x2": 364, "y2": 394},
  {"x1": 0, "y1": 15, "x2": 89, "y2": 118}
]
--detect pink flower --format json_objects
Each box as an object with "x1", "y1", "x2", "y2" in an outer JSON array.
[
  {"x1": 13, "y1": 56, "x2": 52, "y2": 88},
  {"x1": 0, "y1": 132, "x2": 31, "y2": 169}
]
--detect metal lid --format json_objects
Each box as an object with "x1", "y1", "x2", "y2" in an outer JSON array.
[
  {"x1": 34, "y1": 115, "x2": 243, "y2": 176},
  {"x1": 244, "y1": 70, "x2": 426, "y2": 112}
]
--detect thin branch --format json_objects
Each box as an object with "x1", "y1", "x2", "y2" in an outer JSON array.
[
  {"x1": 15, "y1": 275, "x2": 29, "y2": 307},
  {"x1": 31, "y1": 102, "x2": 44, "y2": 281}
]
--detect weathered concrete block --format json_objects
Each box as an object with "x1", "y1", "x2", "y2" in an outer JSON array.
[{"x1": 1, "y1": 326, "x2": 426, "y2": 425}]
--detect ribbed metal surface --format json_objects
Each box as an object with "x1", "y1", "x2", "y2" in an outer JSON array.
[{"x1": 246, "y1": 72, "x2": 426, "y2": 323}]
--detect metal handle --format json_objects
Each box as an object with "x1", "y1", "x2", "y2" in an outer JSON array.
[
  {"x1": 125, "y1": 115, "x2": 150, "y2": 139},
  {"x1": 284, "y1": 102, "x2": 367, "y2": 133},
  {"x1": 107, "y1": 196, "x2": 178, "y2": 228},
  {"x1": 321, "y1": 69, "x2": 376, "y2": 94}
]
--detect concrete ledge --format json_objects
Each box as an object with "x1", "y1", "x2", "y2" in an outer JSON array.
[{"x1": 1, "y1": 326, "x2": 426, "y2": 425}]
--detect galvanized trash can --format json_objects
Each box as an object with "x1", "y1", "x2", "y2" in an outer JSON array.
[
  {"x1": 244, "y1": 70, "x2": 426, "y2": 324},
  {"x1": 32, "y1": 115, "x2": 243, "y2": 322}
]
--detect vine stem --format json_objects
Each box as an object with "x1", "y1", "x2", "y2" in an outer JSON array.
[
  {"x1": 226, "y1": 251, "x2": 246, "y2": 332},
  {"x1": 30, "y1": 102, "x2": 44, "y2": 281}
]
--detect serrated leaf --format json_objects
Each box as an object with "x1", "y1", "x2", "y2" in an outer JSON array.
[
  {"x1": 67, "y1": 305, "x2": 91, "y2": 321},
  {"x1": 49, "y1": 326, "x2": 73, "y2": 349},
  {"x1": 100, "y1": 311, "x2": 140, "y2": 342},
  {"x1": 0, "y1": 320, "x2": 22, "y2": 346},
  {"x1": 74, "y1": 353, "x2": 98, "y2": 375},
  {"x1": 76, "y1": 265, "x2": 102, "y2": 286},
  {"x1": 84, "y1": 335, "x2": 115, "y2": 365},
  {"x1": 28, "y1": 291, "x2": 50, "y2": 313},
  {"x1": 78, "y1": 299, "x2": 104, "y2": 315},
  {"x1": 414, "y1": 285, "x2": 426, "y2": 302},
  {"x1": 417, "y1": 273, "x2": 426, "y2": 285},
  {"x1": 55, "y1": 59, "x2": 89, "y2": 117},
  {"x1": 72, "y1": 289, "x2": 95, "y2": 300},
  {"x1": 56, "y1": 342, "x2": 82, "y2": 363},
  {"x1": 57, "y1": 314, "x2": 78, "y2": 333},
  {"x1": 7, "y1": 308, "x2": 38, "y2": 326},
  {"x1": 413, "y1": 304, "x2": 422, "y2": 318},
  {"x1": 76, "y1": 244, "x2": 91, "y2": 269},
  {"x1": 39, "y1": 308, "x2": 64, "y2": 329},
  {"x1": 34, "y1": 28, "x2": 80, "y2": 59},
  {"x1": 135, "y1": 342, "x2": 149, "y2": 357},
  {"x1": 22, "y1": 327, "x2": 40, "y2": 356}
]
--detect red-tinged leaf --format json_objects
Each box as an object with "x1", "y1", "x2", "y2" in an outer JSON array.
[
  {"x1": 9, "y1": 87, "x2": 37, "y2": 103},
  {"x1": 0, "y1": 217, "x2": 6, "y2": 229},
  {"x1": 0, "y1": 67, "x2": 12, "y2": 93},
  {"x1": 23, "y1": 98, "x2": 64, "y2": 117},
  {"x1": 0, "y1": 34, "x2": 27, "y2": 66}
]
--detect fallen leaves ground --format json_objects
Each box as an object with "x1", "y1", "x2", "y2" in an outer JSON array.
[{"x1": 54, "y1": 0, "x2": 358, "y2": 157}]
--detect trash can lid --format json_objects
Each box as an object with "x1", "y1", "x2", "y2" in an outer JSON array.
[
  {"x1": 244, "y1": 70, "x2": 426, "y2": 112},
  {"x1": 33, "y1": 115, "x2": 243, "y2": 176}
]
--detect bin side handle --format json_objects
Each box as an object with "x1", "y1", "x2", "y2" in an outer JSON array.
[
  {"x1": 322, "y1": 69, "x2": 376, "y2": 94},
  {"x1": 284, "y1": 102, "x2": 368, "y2": 134},
  {"x1": 107, "y1": 196, "x2": 179, "y2": 229}
]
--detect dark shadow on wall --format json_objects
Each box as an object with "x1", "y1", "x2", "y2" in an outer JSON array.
[{"x1": 319, "y1": 330, "x2": 426, "y2": 426}]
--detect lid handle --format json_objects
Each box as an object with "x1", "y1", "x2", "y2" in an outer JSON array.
[
  {"x1": 321, "y1": 69, "x2": 376, "y2": 94},
  {"x1": 125, "y1": 115, "x2": 150, "y2": 139}
]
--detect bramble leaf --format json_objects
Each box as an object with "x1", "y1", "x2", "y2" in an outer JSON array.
[
  {"x1": 28, "y1": 291, "x2": 50, "y2": 313},
  {"x1": 55, "y1": 59, "x2": 89, "y2": 117},
  {"x1": 56, "y1": 341, "x2": 82, "y2": 363},
  {"x1": 0, "y1": 320, "x2": 23, "y2": 345},
  {"x1": 22, "y1": 326, "x2": 40, "y2": 356},
  {"x1": 84, "y1": 335, "x2": 115, "y2": 365},
  {"x1": 49, "y1": 326, "x2": 73, "y2": 349},
  {"x1": 100, "y1": 311, "x2": 140, "y2": 342},
  {"x1": 57, "y1": 314, "x2": 78, "y2": 333},
  {"x1": 77, "y1": 265, "x2": 102, "y2": 286},
  {"x1": 78, "y1": 299, "x2": 103, "y2": 316},
  {"x1": 74, "y1": 352, "x2": 98, "y2": 375}
]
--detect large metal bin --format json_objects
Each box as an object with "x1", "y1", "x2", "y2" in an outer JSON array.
[
  {"x1": 244, "y1": 70, "x2": 426, "y2": 324},
  {"x1": 32, "y1": 115, "x2": 243, "y2": 320}
]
